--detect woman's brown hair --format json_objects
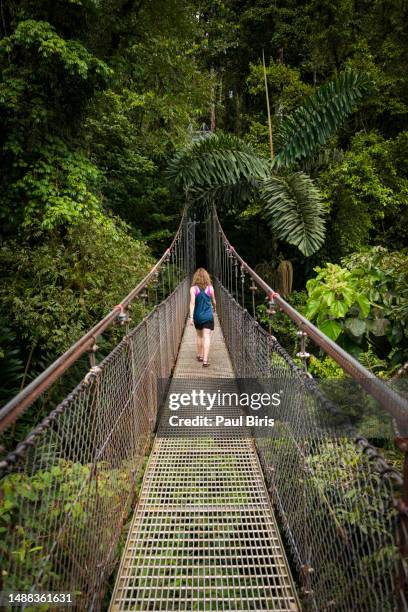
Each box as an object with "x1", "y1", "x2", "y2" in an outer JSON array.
[{"x1": 192, "y1": 268, "x2": 211, "y2": 289}]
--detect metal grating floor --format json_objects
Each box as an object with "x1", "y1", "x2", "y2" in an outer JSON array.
[{"x1": 109, "y1": 316, "x2": 299, "y2": 611}]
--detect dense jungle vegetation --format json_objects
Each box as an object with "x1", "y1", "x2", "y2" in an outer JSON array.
[
  {"x1": 1, "y1": 3, "x2": 407, "y2": 606},
  {"x1": 1, "y1": 0, "x2": 407, "y2": 411}
]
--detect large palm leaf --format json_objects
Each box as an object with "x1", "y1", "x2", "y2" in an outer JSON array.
[
  {"x1": 274, "y1": 71, "x2": 371, "y2": 168},
  {"x1": 166, "y1": 134, "x2": 326, "y2": 255},
  {"x1": 261, "y1": 172, "x2": 326, "y2": 256},
  {"x1": 166, "y1": 133, "x2": 269, "y2": 206}
]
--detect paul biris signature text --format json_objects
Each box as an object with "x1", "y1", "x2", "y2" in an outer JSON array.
[{"x1": 168, "y1": 415, "x2": 275, "y2": 427}]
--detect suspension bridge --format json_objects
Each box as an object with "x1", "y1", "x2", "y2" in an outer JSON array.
[{"x1": 0, "y1": 207, "x2": 407, "y2": 611}]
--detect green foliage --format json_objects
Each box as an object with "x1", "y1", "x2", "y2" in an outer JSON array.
[
  {"x1": 343, "y1": 35, "x2": 408, "y2": 134},
  {"x1": 84, "y1": 89, "x2": 178, "y2": 246},
  {"x1": 256, "y1": 291, "x2": 307, "y2": 358},
  {"x1": 305, "y1": 248, "x2": 408, "y2": 371},
  {"x1": 247, "y1": 59, "x2": 312, "y2": 116},
  {"x1": 195, "y1": 0, "x2": 408, "y2": 302},
  {"x1": 168, "y1": 134, "x2": 326, "y2": 255},
  {"x1": 243, "y1": 121, "x2": 273, "y2": 159},
  {"x1": 119, "y1": 37, "x2": 209, "y2": 154},
  {"x1": 16, "y1": 139, "x2": 106, "y2": 231},
  {"x1": 343, "y1": 248, "x2": 408, "y2": 367},
  {"x1": 308, "y1": 355, "x2": 345, "y2": 379},
  {"x1": 0, "y1": 5, "x2": 209, "y2": 243},
  {"x1": 306, "y1": 439, "x2": 395, "y2": 535},
  {"x1": 166, "y1": 132, "x2": 269, "y2": 208},
  {"x1": 304, "y1": 438, "x2": 398, "y2": 607},
  {"x1": 305, "y1": 263, "x2": 370, "y2": 341},
  {"x1": 0, "y1": 18, "x2": 111, "y2": 133},
  {"x1": 0, "y1": 17, "x2": 111, "y2": 233},
  {"x1": 0, "y1": 0, "x2": 210, "y2": 416},
  {"x1": 0, "y1": 327, "x2": 24, "y2": 404},
  {"x1": 1, "y1": 20, "x2": 110, "y2": 79},
  {"x1": 244, "y1": 60, "x2": 312, "y2": 158},
  {"x1": 261, "y1": 172, "x2": 326, "y2": 256},
  {"x1": 274, "y1": 71, "x2": 371, "y2": 168},
  {"x1": 0, "y1": 219, "x2": 153, "y2": 355},
  {"x1": 0, "y1": 459, "x2": 133, "y2": 591},
  {"x1": 169, "y1": 70, "x2": 372, "y2": 256},
  {"x1": 320, "y1": 131, "x2": 408, "y2": 256},
  {"x1": 358, "y1": 347, "x2": 389, "y2": 377}
]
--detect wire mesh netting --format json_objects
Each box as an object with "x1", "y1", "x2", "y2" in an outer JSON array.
[
  {"x1": 1, "y1": 204, "x2": 407, "y2": 611},
  {"x1": 0, "y1": 277, "x2": 190, "y2": 609},
  {"x1": 109, "y1": 315, "x2": 300, "y2": 612},
  {"x1": 207, "y1": 205, "x2": 408, "y2": 611}
]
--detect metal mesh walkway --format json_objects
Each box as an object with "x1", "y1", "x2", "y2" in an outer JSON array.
[{"x1": 109, "y1": 316, "x2": 299, "y2": 611}]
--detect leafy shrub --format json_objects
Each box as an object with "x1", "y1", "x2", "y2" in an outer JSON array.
[
  {"x1": 0, "y1": 326, "x2": 24, "y2": 404},
  {"x1": 319, "y1": 131, "x2": 408, "y2": 257},
  {"x1": 257, "y1": 290, "x2": 307, "y2": 357},
  {"x1": 304, "y1": 247, "x2": 408, "y2": 371},
  {"x1": 309, "y1": 355, "x2": 345, "y2": 379},
  {"x1": 0, "y1": 219, "x2": 153, "y2": 357}
]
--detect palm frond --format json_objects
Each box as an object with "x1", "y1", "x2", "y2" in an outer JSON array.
[
  {"x1": 186, "y1": 177, "x2": 260, "y2": 211},
  {"x1": 166, "y1": 133, "x2": 270, "y2": 198},
  {"x1": 261, "y1": 172, "x2": 326, "y2": 256},
  {"x1": 274, "y1": 71, "x2": 371, "y2": 168}
]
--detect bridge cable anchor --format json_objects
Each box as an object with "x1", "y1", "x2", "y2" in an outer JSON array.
[
  {"x1": 140, "y1": 286, "x2": 148, "y2": 316},
  {"x1": 249, "y1": 280, "x2": 257, "y2": 319},
  {"x1": 117, "y1": 304, "x2": 132, "y2": 334},
  {"x1": 87, "y1": 336, "x2": 99, "y2": 368},
  {"x1": 152, "y1": 270, "x2": 160, "y2": 304},
  {"x1": 266, "y1": 292, "x2": 278, "y2": 333},
  {"x1": 296, "y1": 329, "x2": 310, "y2": 372},
  {"x1": 84, "y1": 365, "x2": 102, "y2": 385}
]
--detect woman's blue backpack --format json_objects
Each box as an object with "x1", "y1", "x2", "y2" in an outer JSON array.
[{"x1": 193, "y1": 286, "x2": 213, "y2": 324}]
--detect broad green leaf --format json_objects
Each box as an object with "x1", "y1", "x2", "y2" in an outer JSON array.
[
  {"x1": 356, "y1": 295, "x2": 371, "y2": 318},
  {"x1": 318, "y1": 319, "x2": 342, "y2": 341},
  {"x1": 329, "y1": 300, "x2": 350, "y2": 318},
  {"x1": 261, "y1": 172, "x2": 326, "y2": 256},
  {"x1": 304, "y1": 299, "x2": 321, "y2": 319},
  {"x1": 274, "y1": 71, "x2": 371, "y2": 167}
]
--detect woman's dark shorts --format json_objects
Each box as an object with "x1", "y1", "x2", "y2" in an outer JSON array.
[{"x1": 194, "y1": 319, "x2": 214, "y2": 331}]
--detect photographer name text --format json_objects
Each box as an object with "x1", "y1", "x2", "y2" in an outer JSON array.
[{"x1": 168, "y1": 415, "x2": 275, "y2": 428}]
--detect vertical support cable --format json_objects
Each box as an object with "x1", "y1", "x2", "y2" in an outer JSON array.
[
  {"x1": 240, "y1": 265, "x2": 245, "y2": 308},
  {"x1": 250, "y1": 280, "x2": 257, "y2": 320}
]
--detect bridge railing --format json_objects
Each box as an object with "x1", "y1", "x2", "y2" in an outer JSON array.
[
  {"x1": 0, "y1": 209, "x2": 194, "y2": 434},
  {"x1": 0, "y1": 212, "x2": 194, "y2": 609},
  {"x1": 207, "y1": 207, "x2": 408, "y2": 610},
  {"x1": 207, "y1": 207, "x2": 408, "y2": 435}
]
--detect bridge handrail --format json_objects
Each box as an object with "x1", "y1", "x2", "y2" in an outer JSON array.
[
  {"x1": 212, "y1": 207, "x2": 408, "y2": 433},
  {"x1": 0, "y1": 208, "x2": 189, "y2": 433}
]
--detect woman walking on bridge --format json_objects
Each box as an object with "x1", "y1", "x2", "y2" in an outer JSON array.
[{"x1": 189, "y1": 268, "x2": 216, "y2": 367}]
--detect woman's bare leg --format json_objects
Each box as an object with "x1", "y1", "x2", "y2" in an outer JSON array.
[
  {"x1": 196, "y1": 329, "x2": 203, "y2": 358},
  {"x1": 202, "y1": 328, "x2": 212, "y2": 363}
]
